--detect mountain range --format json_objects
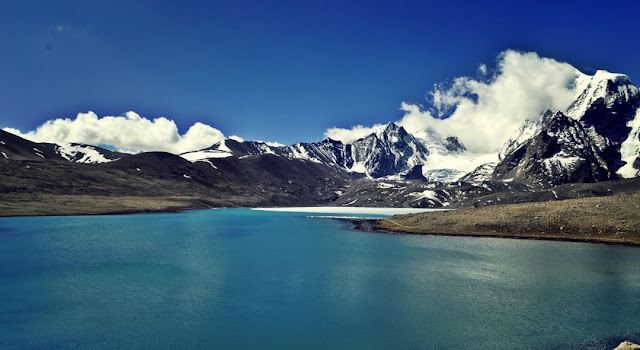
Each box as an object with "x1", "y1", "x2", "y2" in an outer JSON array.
[
  {"x1": 1, "y1": 69, "x2": 639, "y2": 213},
  {"x1": 177, "y1": 69, "x2": 640, "y2": 187}
]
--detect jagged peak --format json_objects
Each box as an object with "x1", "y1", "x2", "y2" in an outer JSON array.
[
  {"x1": 376, "y1": 121, "x2": 402, "y2": 135},
  {"x1": 372, "y1": 122, "x2": 411, "y2": 144}
]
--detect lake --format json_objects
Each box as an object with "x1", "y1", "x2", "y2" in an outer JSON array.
[{"x1": 1, "y1": 208, "x2": 639, "y2": 349}]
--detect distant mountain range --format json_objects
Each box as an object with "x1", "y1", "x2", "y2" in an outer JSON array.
[
  {"x1": 180, "y1": 121, "x2": 467, "y2": 181},
  {"x1": 1, "y1": 69, "x2": 639, "y2": 211},
  {"x1": 176, "y1": 69, "x2": 639, "y2": 186}
]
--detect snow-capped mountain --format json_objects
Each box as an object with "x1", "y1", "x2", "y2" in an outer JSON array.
[
  {"x1": 493, "y1": 111, "x2": 614, "y2": 185},
  {"x1": 568, "y1": 71, "x2": 640, "y2": 176},
  {"x1": 492, "y1": 70, "x2": 640, "y2": 185},
  {"x1": 347, "y1": 122, "x2": 430, "y2": 177},
  {"x1": 566, "y1": 70, "x2": 639, "y2": 121}
]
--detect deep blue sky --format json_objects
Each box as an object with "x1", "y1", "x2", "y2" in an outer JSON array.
[{"x1": 1, "y1": 0, "x2": 639, "y2": 144}]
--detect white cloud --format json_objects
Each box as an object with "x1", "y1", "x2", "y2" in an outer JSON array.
[
  {"x1": 326, "y1": 50, "x2": 585, "y2": 154},
  {"x1": 478, "y1": 64, "x2": 487, "y2": 75},
  {"x1": 324, "y1": 124, "x2": 385, "y2": 144},
  {"x1": 3, "y1": 111, "x2": 226, "y2": 154}
]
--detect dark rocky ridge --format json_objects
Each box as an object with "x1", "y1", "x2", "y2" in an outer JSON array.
[{"x1": 0, "y1": 148, "x2": 350, "y2": 212}]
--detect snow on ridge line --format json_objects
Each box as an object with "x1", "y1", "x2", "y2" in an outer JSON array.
[
  {"x1": 180, "y1": 150, "x2": 232, "y2": 162},
  {"x1": 251, "y1": 207, "x2": 450, "y2": 215}
]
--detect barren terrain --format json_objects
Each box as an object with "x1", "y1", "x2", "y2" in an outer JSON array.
[{"x1": 374, "y1": 192, "x2": 640, "y2": 245}]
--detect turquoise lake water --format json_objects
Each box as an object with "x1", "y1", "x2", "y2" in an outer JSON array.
[{"x1": 1, "y1": 208, "x2": 639, "y2": 349}]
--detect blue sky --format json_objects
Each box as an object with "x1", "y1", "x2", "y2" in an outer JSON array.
[{"x1": 1, "y1": 0, "x2": 639, "y2": 146}]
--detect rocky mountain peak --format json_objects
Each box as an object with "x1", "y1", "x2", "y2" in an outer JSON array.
[
  {"x1": 375, "y1": 122, "x2": 408, "y2": 143},
  {"x1": 493, "y1": 68, "x2": 640, "y2": 187},
  {"x1": 493, "y1": 111, "x2": 614, "y2": 186}
]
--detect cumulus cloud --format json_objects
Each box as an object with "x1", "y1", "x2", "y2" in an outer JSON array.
[
  {"x1": 326, "y1": 50, "x2": 585, "y2": 154},
  {"x1": 4, "y1": 111, "x2": 226, "y2": 154}
]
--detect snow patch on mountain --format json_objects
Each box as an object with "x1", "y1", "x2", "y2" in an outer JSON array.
[
  {"x1": 542, "y1": 153, "x2": 582, "y2": 173},
  {"x1": 347, "y1": 161, "x2": 367, "y2": 174},
  {"x1": 290, "y1": 144, "x2": 322, "y2": 163},
  {"x1": 618, "y1": 108, "x2": 640, "y2": 178},
  {"x1": 180, "y1": 149, "x2": 232, "y2": 162},
  {"x1": 405, "y1": 189, "x2": 439, "y2": 201},
  {"x1": 217, "y1": 140, "x2": 232, "y2": 152},
  {"x1": 56, "y1": 143, "x2": 116, "y2": 163}
]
